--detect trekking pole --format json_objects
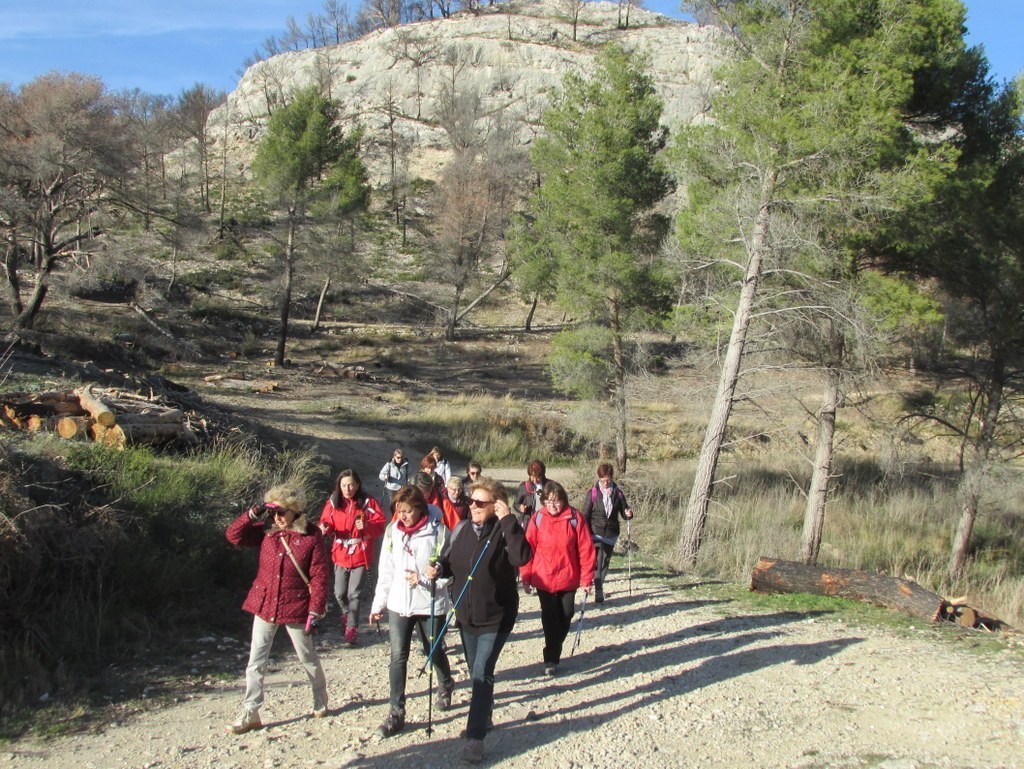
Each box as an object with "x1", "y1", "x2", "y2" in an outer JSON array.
[
  {"x1": 626, "y1": 518, "x2": 632, "y2": 597},
  {"x1": 570, "y1": 588, "x2": 589, "y2": 656},
  {"x1": 426, "y1": 567, "x2": 436, "y2": 736},
  {"x1": 418, "y1": 523, "x2": 501, "y2": 675}
]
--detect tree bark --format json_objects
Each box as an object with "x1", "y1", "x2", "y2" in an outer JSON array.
[
  {"x1": 610, "y1": 296, "x2": 628, "y2": 474},
  {"x1": 75, "y1": 386, "x2": 117, "y2": 427},
  {"x1": 275, "y1": 214, "x2": 296, "y2": 367},
  {"x1": 678, "y1": 168, "x2": 778, "y2": 570},
  {"x1": 312, "y1": 276, "x2": 331, "y2": 334},
  {"x1": 802, "y1": 326, "x2": 843, "y2": 565},
  {"x1": 750, "y1": 556, "x2": 945, "y2": 623}
]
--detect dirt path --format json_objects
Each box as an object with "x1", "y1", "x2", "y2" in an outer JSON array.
[
  {"x1": 7, "y1": 383, "x2": 1021, "y2": 769},
  {"x1": 5, "y1": 565, "x2": 1022, "y2": 769}
]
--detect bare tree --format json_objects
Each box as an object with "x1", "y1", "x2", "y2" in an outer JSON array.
[
  {"x1": 559, "y1": 0, "x2": 588, "y2": 41},
  {"x1": 174, "y1": 83, "x2": 225, "y2": 214}
]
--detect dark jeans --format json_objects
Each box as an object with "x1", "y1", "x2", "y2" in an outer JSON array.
[
  {"x1": 387, "y1": 611, "x2": 452, "y2": 714},
  {"x1": 459, "y1": 627, "x2": 511, "y2": 740},
  {"x1": 537, "y1": 589, "x2": 576, "y2": 664},
  {"x1": 334, "y1": 565, "x2": 366, "y2": 627},
  {"x1": 595, "y1": 540, "x2": 616, "y2": 585}
]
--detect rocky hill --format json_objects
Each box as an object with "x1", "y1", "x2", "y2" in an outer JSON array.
[{"x1": 212, "y1": 0, "x2": 723, "y2": 186}]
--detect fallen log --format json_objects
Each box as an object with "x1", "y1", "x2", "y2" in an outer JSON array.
[
  {"x1": 750, "y1": 556, "x2": 945, "y2": 623},
  {"x1": 75, "y1": 387, "x2": 116, "y2": 427},
  {"x1": 57, "y1": 416, "x2": 94, "y2": 440},
  {"x1": 115, "y1": 409, "x2": 185, "y2": 425},
  {"x1": 102, "y1": 422, "x2": 198, "y2": 449}
]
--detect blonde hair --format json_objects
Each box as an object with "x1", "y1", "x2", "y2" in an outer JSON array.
[
  {"x1": 264, "y1": 483, "x2": 307, "y2": 514},
  {"x1": 468, "y1": 477, "x2": 508, "y2": 506},
  {"x1": 447, "y1": 476, "x2": 464, "y2": 492}
]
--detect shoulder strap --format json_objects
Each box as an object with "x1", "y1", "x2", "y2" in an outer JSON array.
[
  {"x1": 451, "y1": 519, "x2": 469, "y2": 547},
  {"x1": 279, "y1": 536, "x2": 312, "y2": 591}
]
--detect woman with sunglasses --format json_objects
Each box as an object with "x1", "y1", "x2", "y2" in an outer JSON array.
[
  {"x1": 426, "y1": 477, "x2": 532, "y2": 765},
  {"x1": 225, "y1": 483, "x2": 331, "y2": 735},
  {"x1": 519, "y1": 480, "x2": 596, "y2": 677}
]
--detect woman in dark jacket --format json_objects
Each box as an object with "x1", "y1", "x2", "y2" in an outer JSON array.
[
  {"x1": 580, "y1": 463, "x2": 633, "y2": 603},
  {"x1": 225, "y1": 483, "x2": 331, "y2": 734},
  {"x1": 427, "y1": 477, "x2": 532, "y2": 765}
]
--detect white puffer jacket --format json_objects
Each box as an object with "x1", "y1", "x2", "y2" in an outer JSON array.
[{"x1": 371, "y1": 515, "x2": 451, "y2": 618}]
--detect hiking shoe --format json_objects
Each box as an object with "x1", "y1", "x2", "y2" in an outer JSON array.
[
  {"x1": 227, "y1": 708, "x2": 262, "y2": 735},
  {"x1": 312, "y1": 707, "x2": 328, "y2": 718},
  {"x1": 378, "y1": 710, "x2": 405, "y2": 738},
  {"x1": 460, "y1": 738, "x2": 485, "y2": 764},
  {"x1": 435, "y1": 678, "x2": 455, "y2": 711},
  {"x1": 543, "y1": 663, "x2": 557, "y2": 677},
  {"x1": 345, "y1": 626, "x2": 359, "y2": 646}
]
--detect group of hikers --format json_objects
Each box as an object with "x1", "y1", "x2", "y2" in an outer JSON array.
[{"x1": 223, "y1": 449, "x2": 633, "y2": 765}]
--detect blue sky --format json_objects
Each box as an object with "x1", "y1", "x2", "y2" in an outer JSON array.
[{"x1": 0, "y1": 0, "x2": 1020, "y2": 97}]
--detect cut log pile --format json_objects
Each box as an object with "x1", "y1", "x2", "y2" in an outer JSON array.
[
  {"x1": 1, "y1": 386, "x2": 198, "y2": 449},
  {"x1": 750, "y1": 556, "x2": 1015, "y2": 633}
]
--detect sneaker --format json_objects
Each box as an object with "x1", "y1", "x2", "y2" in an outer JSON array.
[
  {"x1": 378, "y1": 710, "x2": 405, "y2": 738},
  {"x1": 543, "y1": 663, "x2": 557, "y2": 677},
  {"x1": 227, "y1": 708, "x2": 262, "y2": 735},
  {"x1": 460, "y1": 738, "x2": 485, "y2": 764},
  {"x1": 345, "y1": 626, "x2": 358, "y2": 646},
  {"x1": 435, "y1": 678, "x2": 455, "y2": 711}
]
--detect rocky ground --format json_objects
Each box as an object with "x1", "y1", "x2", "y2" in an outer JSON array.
[{"x1": 4, "y1": 562, "x2": 1022, "y2": 769}]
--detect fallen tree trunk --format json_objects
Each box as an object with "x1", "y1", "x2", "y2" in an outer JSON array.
[
  {"x1": 750, "y1": 556, "x2": 945, "y2": 623},
  {"x1": 75, "y1": 387, "x2": 116, "y2": 427},
  {"x1": 102, "y1": 422, "x2": 198, "y2": 449},
  {"x1": 57, "y1": 416, "x2": 94, "y2": 440}
]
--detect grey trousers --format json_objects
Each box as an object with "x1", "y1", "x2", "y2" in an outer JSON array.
[{"x1": 243, "y1": 615, "x2": 328, "y2": 713}]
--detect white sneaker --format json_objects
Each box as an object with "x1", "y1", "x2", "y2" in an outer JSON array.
[{"x1": 227, "y1": 708, "x2": 262, "y2": 734}]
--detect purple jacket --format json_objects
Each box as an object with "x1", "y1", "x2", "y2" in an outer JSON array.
[{"x1": 226, "y1": 510, "x2": 330, "y2": 624}]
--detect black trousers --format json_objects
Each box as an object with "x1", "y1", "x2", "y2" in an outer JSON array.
[{"x1": 537, "y1": 589, "x2": 576, "y2": 664}]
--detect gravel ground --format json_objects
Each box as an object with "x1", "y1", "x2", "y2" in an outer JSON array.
[{"x1": 5, "y1": 563, "x2": 1023, "y2": 769}]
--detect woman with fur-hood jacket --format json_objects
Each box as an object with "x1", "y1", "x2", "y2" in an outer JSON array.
[
  {"x1": 319, "y1": 468, "x2": 386, "y2": 645},
  {"x1": 224, "y1": 483, "x2": 330, "y2": 735},
  {"x1": 519, "y1": 480, "x2": 596, "y2": 677},
  {"x1": 369, "y1": 486, "x2": 455, "y2": 737}
]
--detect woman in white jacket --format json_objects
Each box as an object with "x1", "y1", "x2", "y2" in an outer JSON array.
[{"x1": 370, "y1": 485, "x2": 455, "y2": 737}]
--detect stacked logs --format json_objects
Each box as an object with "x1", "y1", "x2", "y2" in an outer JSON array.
[{"x1": 1, "y1": 386, "x2": 198, "y2": 449}]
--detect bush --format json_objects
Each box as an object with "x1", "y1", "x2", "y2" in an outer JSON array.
[{"x1": 0, "y1": 437, "x2": 323, "y2": 712}]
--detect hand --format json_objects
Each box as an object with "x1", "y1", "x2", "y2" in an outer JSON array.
[
  {"x1": 425, "y1": 562, "x2": 440, "y2": 580},
  {"x1": 318, "y1": 521, "x2": 331, "y2": 535},
  {"x1": 404, "y1": 569, "x2": 419, "y2": 586},
  {"x1": 624, "y1": 510, "x2": 633, "y2": 520},
  {"x1": 494, "y1": 500, "x2": 511, "y2": 519},
  {"x1": 369, "y1": 611, "x2": 383, "y2": 623}
]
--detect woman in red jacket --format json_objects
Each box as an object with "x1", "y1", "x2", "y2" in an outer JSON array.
[
  {"x1": 318, "y1": 468, "x2": 386, "y2": 645},
  {"x1": 519, "y1": 480, "x2": 596, "y2": 677},
  {"x1": 225, "y1": 483, "x2": 331, "y2": 735}
]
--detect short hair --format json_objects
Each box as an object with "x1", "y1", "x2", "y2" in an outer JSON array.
[
  {"x1": 264, "y1": 483, "x2": 306, "y2": 514},
  {"x1": 541, "y1": 480, "x2": 568, "y2": 507},
  {"x1": 420, "y1": 455, "x2": 437, "y2": 471},
  {"x1": 447, "y1": 476, "x2": 464, "y2": 491},
  {"x1": 412, "y1": 472, "x2": 435, "y2": 491},
  {"x1": 596, "y1": 462, "x2": 614, "y2": 480},
  {"x1": 527, "y1": 459, "x2": 546, "y2": 478},
  {"x1": 392, "y1": 485, "x2": 428, "y2": 519},
  {"x1": 467, "y1": 460, "x2": 482, "y2": 474},
  {"x1": 469, "y1": 476, "x2": 509, "y2": 506}
]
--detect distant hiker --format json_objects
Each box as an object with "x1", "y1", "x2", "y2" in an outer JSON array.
[
  {"x1": 369, "y1": 485, "x2": 455, "y2": 738},
  {"x1": 417, "y1": 456, "x2": 446, "y2": 511},
  {"x1": 225, "y1": 483, "x2": 330, "y2": 734},
  {"x1": 318, "y1": 469, "x2": 386, "y2": 645},
  {"x1": 430, "y1": 445, "x2": 453, "y2": 484},
  {"x1": 462, "y1": 460, "x2": 483, "y2": 486},
  {"x1": 426, "y1": 477, "x2": 532, "y2": 765},
  {"x1": 378, "y1": 448, "x2": 409, "y2": 511},
  {"x1": 580, "y1": 463, "x2": 633, "y2": 603},
  {"x1": 441, "y1": 475, "x2": 470, "y2": 528},
  {"x1": 513, "y1": 459, "x2": 548, "y2": 529},
  {"x1": 519, "y1": 481, "x2": 596, "y2": 677}
]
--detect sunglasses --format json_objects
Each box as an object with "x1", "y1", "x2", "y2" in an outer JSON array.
[{"x1": 469, "y1": 498, "x2": 493, "y2": 507}]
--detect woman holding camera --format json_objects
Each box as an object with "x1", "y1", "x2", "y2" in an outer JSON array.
[{"x1": 225, "y1": 483, "x2": 330, "y2": 734}]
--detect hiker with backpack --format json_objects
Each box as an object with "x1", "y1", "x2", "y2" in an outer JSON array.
[
  {"x1": 224, "y1": 483, "x2": 330, "y2": 734},
  {"x1": 378, "y1": 448, "x2": 409, "y2": 512},
  {"x1": 513, "y1": 459, "x2": 548, "y2": 529},
  {"x1": 318, "y1": 468, "x2": 386, "y2": 645},
  {"x1": 369, "y1": 485, "x2": 455, "y2": 738},
  {"x1": 519, "y1": 480, "x2": 596, "y2": 676},
  {"x1": 425, "y1": 477, "x2": 532, "y2": 765},
  {"x1": 580, "y1": 463, "x2": 634, "y2": 603}
]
